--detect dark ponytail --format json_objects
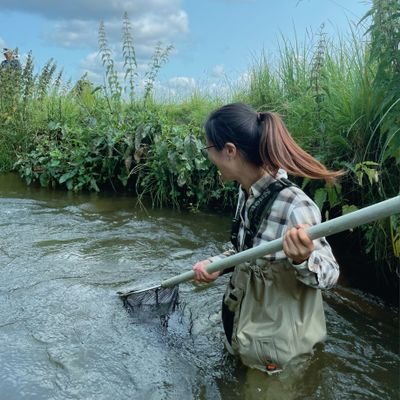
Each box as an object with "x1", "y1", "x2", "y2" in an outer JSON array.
[{"x1": 205, "y1": 103, "x2": 343, "y2": 182}]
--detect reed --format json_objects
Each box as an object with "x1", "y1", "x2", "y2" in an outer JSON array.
[
  {"x1": 1, "y1": 3, "x2": 397, "y2": 289},
  {"x1": 122, "y1": 11, "x2": 138, "y2": 101}
]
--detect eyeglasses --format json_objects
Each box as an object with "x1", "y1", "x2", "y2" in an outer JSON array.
[{"x1": 201, "y1": 145, "x2": 216, "y2": 157}]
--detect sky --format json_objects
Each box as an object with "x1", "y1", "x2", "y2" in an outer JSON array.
[{"x1": 0, "y1": 0, "x2": 371, "y2": 98}]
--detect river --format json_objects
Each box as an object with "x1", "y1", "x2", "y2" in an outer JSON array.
[{"x1": 0, "y1": 173, "x2": 398, "y2": 400}]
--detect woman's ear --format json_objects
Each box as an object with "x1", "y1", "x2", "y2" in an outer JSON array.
[{"x1": 224, "y1": 142, "x2": 237, "y2": 158}]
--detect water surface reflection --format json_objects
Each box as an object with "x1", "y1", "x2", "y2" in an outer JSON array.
[{"x1": 0, "y1": 173, "x2": 398, "y2": 399}]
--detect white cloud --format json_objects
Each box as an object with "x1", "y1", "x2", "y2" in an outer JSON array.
[
  {"x1": 131, "y1": 10, "x2": 188, "y2": 41},
  {"x1": 50, "y1": 20, "x2": 99, "y2": 48},
  {"x1": 49, "y1": 10, "x2": 188, "y2": 50},
  {"x1": 79, "y1": 52, "x2": 102, "y2": 73},
  {"x1": 0, "y1": 0, "x2": 183, "y2": 20},
  {"x1": 0, "y1": 0, "x2": 188, "y2": 82},
  {"x1": 211, "y1": 64, "x2": 225, "y2": 78},
  {"x1": 168, "y1": 76, "x2": 196, "y2": 89},
  {"x1": 236, "y1": 71, "x2": 251, "y2": 86}
]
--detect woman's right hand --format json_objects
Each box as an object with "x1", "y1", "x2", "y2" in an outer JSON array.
[{"x1": 193, "y1": 260, "x2": 220, "y2": 283}]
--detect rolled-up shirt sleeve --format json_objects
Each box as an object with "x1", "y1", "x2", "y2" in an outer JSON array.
[
  {"x1": 205, "y1": 178, "x2": 340, "y2": 288},
  {"x1": 287, "y1": 198, "x2": 340, "y2": 289}
]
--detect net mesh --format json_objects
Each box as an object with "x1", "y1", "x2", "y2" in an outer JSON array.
[{"x1": 121, "y1": 286, "x2": 180, "y2": 323}]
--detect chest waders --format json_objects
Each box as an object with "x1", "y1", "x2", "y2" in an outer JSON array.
[
  {"x1": 221, "y1": 179, "x2": 327, "y2": 373},
  {"x1": 222, "y1": 179, "x2": 293, "y2": 346}
]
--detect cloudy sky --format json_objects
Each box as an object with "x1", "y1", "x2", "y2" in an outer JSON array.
[{"x1": 0, "y1": 0, "x2": 370, "y2": 97}]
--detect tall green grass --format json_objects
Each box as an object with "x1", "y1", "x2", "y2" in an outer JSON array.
[
  {"x1": 239, "y1": 3, "x2": 399, "y2": 283},
  {"x1": 0, "y1": 3, "x2": 398, "y2": 290}
]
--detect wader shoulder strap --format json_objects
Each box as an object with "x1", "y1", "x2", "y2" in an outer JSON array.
[{"x1": 231, "y1": 178, "x2": 295, "y2": 251}]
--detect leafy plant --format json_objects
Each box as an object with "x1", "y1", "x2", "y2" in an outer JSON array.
[{"x1": 4, "y1": 4, "x2": 399, "y2": 299}]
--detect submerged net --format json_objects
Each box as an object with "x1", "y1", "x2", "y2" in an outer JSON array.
[{"x1": 121, "y1": 285, "x2": 180, "y2": 324}]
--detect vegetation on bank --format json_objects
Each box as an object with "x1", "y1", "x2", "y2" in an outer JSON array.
[{"x1": 0, "y1": 1, "x2": 398, "y2": 293}]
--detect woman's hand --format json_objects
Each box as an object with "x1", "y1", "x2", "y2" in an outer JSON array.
[
  {"x1": 283, "y1": 224, "x2": 314, "y2": 264},
  {"x1": 193, "y1": 260, "x2": 220, "y2": 283}
]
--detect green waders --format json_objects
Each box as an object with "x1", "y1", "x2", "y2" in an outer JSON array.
[
  {"x1": 222, "y1": 259, "x2": 326, "y2": 372},
  {"x1": 222, "y1": 178, "x2": 327, "y2": 372}
]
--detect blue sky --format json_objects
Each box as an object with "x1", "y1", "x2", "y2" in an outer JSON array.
[{"x1": 0, "y1": 0, "x2": 370, "y2": 97}]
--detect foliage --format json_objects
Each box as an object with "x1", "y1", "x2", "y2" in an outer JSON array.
[
  {"x1": 98, "y1": 13, "x2": 172, "y2": 104},
  {"x1": 134, "y1": 117, "x2": 236, "y2": 209},
  {"x1": 356, "y1": 0, "x2": 400, "y2": 279},
  {"x1": 0, "y1": 51, "x2": 66, "y2": 171},
  {"x1": 241, "y1": 0, "x2": 399, "y2": 280},
  {"x1": 0, "y1": 6, "x2": 398, "y2": 289}
]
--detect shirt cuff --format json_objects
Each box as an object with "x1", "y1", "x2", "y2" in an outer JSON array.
[{"x1": 289, "y1": 251, "x2": 317, "y2": 275}]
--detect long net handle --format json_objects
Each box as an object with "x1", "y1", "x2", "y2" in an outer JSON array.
[{"x1": 161, "y1": 195, "x2": 400, "y2": 288}]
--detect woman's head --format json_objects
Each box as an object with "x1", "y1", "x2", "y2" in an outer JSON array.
[
  {"x1": 204, "y1": 102, "x2": 343, "y2": 182},
  {"x1": 204, "y1": 103, "x2": 264, "y2": 166}
]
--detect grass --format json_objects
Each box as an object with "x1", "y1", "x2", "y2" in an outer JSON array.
[{"x1": 0, "y1": 2, "x2": 398, "y2": 286}]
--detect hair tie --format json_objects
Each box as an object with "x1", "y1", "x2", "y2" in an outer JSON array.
[{"x1": 257, "y1": 112, "x2": 271, "y2": 123}]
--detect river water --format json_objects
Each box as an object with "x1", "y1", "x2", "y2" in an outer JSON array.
[{"x1": 0, "y1": 173, "x2": 398, "y2": 400}]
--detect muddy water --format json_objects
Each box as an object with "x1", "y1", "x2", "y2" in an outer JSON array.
[{"x1": 0, "y1": 173, "x2": 398, "y2": 400}]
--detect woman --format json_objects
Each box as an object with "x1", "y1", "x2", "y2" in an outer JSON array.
[{"x1": 193, "y1": 103, "x2": 342, "y2": 373}]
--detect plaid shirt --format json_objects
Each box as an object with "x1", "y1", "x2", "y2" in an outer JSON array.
[{"x1": 211, "y1": 169, "x2": 339, "y2": 289}]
